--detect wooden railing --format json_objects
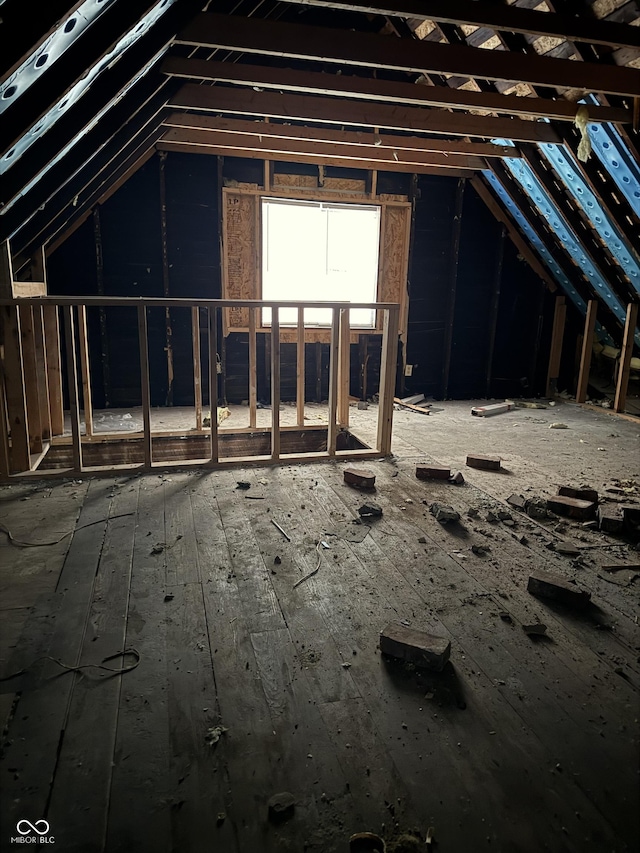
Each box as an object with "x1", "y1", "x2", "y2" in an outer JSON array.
[{"x1": 0, "y1": 297, "x2": 400, "y2": 477}]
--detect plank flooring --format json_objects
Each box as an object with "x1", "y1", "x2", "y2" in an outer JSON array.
[{"x1": 1, "y1": 404, "x2": 639, "y2": 852}]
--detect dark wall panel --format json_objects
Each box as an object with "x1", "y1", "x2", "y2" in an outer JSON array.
[{"x1": 49, "y1": 153, "x2": 556, "y2": 410}]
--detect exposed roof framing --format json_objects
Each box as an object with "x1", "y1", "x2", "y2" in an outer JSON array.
[
  {"x1": 175, "y1": 13, "x2": 640, "y2": 97},
  {"x1": 168, "y1": 84, "x2": 562, "y2": 143},
  {"x1": 1, "y1": 0, "x2": 638, "y2": 354},
  {"x1": 275, "y1": 0, "x2": 640, "y2": 50},
  {"x1": 160, "y1": 57, "x2": 631, "y2": 123}
]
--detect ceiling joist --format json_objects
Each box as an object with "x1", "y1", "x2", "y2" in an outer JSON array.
[
  {"x1": 162, "y1": 113, "x2": 518, "y2": 157},
  {"x1": 175, "y1": 13, "x2": 640, "y2": 98},
  {"x1": 169, "y1": 84, "x2": 562, "y2": 143},
  {"x1": 277, "y1": 0, "x2": 640, "y2": 51},
  {"x1": 156, "y1": 136, "x2": 476, "y2": 177},
  {"x1": 158, "y1": 125, "x2": 488, "y2": 170},
  {"x1": 161, "y1": 57, "x2": 631, "y2": 124}
]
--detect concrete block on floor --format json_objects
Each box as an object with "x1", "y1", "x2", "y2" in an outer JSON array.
[
  {"x1": 558, "y1": 485, "x2": 599, "y2": 504},
  {"x1": 466, "y1": 454, "x2": 501, "y2": 471},
  {"x1": 416, "y1": 464, "x2": 451, "y2": 480},
  {"x1": 527, "y1": 570, "x2": 591, "y2": 609},
  {"x1": 598, "y1": 507, "x2": 624, "y2": 535},
  {"x1": 380, "y1": 622, "x2": 451, "y2": 672},
  {"x1": 344, "y1": 468, "x2": 376, "y2": 489},
  {"x1": 546, "y1": 495, "x2": 597, "y2": 520}
]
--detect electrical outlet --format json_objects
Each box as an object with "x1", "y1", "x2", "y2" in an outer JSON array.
[{"x1": 404, "y1": 364, "x2": 413, "y2": 377}]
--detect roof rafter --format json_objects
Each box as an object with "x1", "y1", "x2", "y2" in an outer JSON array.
[
  {"x1": 158, "y1": 125, "x2": 488, "y2": 170},
  {"x1": 169, "y1": 83, "x2": 562, "y2": 143},
  {"x1": 0, "y1": 0, "x2": 163, "y2": 156},
  {"x1": 276, "y1": 0, "x2": 640, "y2": 50},
  {"x1": 160, "y1": 57, "x2": 631, "y2": 124},
  {"x1": 162, "y1": 113, "x2": 517, "y2": 157},
  {"x1": 174, "y1": 13, "x2": 640, "y2": 97}
]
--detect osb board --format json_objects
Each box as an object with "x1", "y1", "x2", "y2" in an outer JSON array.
[
  {"x1": 222, "y1": 189, "x2": 260, "y2": 334},
  {"x1": 222, "y1": 182, "x2": 410, "y2": 342},
  {"x1": 377, "y1": 204, "x2": 411, "y2": 344}
]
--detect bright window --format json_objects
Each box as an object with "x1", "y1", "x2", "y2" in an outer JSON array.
[{"x1": 261, "y1": 197, "x2": 381, "y2": 327}]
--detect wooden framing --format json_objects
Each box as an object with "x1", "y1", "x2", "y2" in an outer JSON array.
[
  {"x1": 296, "y1": 307, "x2": 305, "y2": 428},
  {"x1": 63, "y1": 306, "x2": 82, "y2": 472},
  {"x1": 169, "y1": 84, "x2": 561, "y2": 145},
  {"x1": 192, "y1": 307, "x2": 203, "y2": 431},
  {"x1": 276, "y1": 0, "x2": 640, "y2": 50},
  {"x1": 0, "y1": 296, "x2": 400, "y2": 478},
  {"x1": 77, "y1": 305, "x2": 94, "y2": 437},
  {"x1": 337, "y1": 308, "x2": 351, "y2": 428},
  {"x1": 220, "y1": 184, "x2": 411, "y2": 343},
  {"x1": 161, "y1": 58, "x2": 630, "y2": 125},
  {"x1": 207, "y1": 306, "x2": 219, "y2": 464},
  {"x1": 137, "y1": 305, "x2": 152, "y2": 467},
  {"x1": 546, "y1": 296, "x2": 567, "y2": 398},
  {"x1": 614, "y1": 302, "x2": 639, "y2": 414},
  {"x1": 0, "y1": 306, "x2": 31, "y2": 473},
  {"x1": 43, "y1": 305, "x2": 64, "y2": 435},
  {"x1": 17, "y1": 305, "x2": 43, "y2": 454},
  {"x1": 176, "y1": 14, "x2": 640, "y2": 98},
  {"x1": 576, "y1": 300, "x2": 598, "y2": 404}
]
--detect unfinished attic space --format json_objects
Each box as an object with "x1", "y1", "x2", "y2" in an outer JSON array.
[{"x1": 2, "y1": 0, "x2": 640, "y2": 850}]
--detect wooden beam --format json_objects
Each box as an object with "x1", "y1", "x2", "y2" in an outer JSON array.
[
  {"x1": 0, "y1": 305, "x2": 30, "y2": 473},
  {"x1": 159, "y1": 126, "x2": 489, "y2": 170},
  {"x1": 327, "y1": 308, "x2": 340, "y2": 456},
  {"x1": 161, "y1": 57, "x2": 631, "y2": 124},
  {"x1": 248, "y1": 307, "x2": 258, "y2": 429},
  {"x1": 169, "y1": 83, "x2": 561, "y2": 144},
  {"x1": 207, "y1": 307, "x2": 219, "y2": 464},
  {"x1": 278, "y1": 0, "x2": 640, "y2": 50},
  {"x1": 33, "y1": 306, "x2": 52, "y2": 442},
  {"x1": 192, "y1": 307, "x2": 203, "y2": 431},
  {"x1": 614, "y1": 302, "x2": 639, "y2": 413},
  {"x1": 43, "y1": 305, "x2": 64, "y2": 436},
  {"x1": 576, "y1": 299, "x2": 598, "y2": 403},
  {"x1": 163, "y1": 113, "x2": 517, "y2": 158},
  {"x1": 18, "y1": 305, "x2": 43, "y2": 454},
  {"x1": 296, "y1": 307, "x2": 305, "y2": 428},
  {"x1": 271, "y1": 308, "x2": 281, "y2": 462},
  {"x1": 77, "y1": 305, "x2": 93, "y2": 437},
  {"x1": 158, "y1": 139, "x2": 475, "y2": 177},
  {"x1": 137, "y1": 305, "x2": 152, "y2": 468},
  {"x1": 0, "y1": 0, "x2": 161, "y2": 157},
  {"x1": 62, "y1": 305, "x2": 82, "y2": 472},
  {"x1": 0, "y1": 240, "x2": 14, "y2": 299},
  {"x1": 0, "y1": 0, "x2": 84, "y2": 85},
  {"x1": 377, "y1": 307, "x2": 400, "y2": 455},
  {"x1": 546, "y1": 295, "x2": 567, "y2": 397},
  {"x1": 176, "y1": 14, "x2": 640, "y2": 97},
  {"x1": 337, "y1": 308, "x2": 351, "y2": 428}
]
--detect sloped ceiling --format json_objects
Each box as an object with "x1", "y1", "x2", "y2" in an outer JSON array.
[{"x1": 1, "y1": 0, "x2": 639, "y2": 346}]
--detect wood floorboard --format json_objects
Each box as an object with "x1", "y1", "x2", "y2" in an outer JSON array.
[
  {"x1": 193, "y1": 473, "x2": 293, "y2": 852},
  {"x1": 106, "y1": 476, "x2": 173, "y2": 853},
  {"x1": 290, "y1": 463, "x2": 634, "y2": 850},
  {"x1": 47, "y1": 479, "x2": 140, "y2": 852},
  {"x1": 318, "y1": 460, "x2": 638, "y2": 849},
  {"x1": 0, "y1": 478, "x2": 116, "y2": 839},
  {"x1": 1, "y1": 401, "x2": 638, "y2": 853}
]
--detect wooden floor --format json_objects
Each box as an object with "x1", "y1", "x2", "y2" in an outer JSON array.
[{"x1": 1, "y1": 401, "x2": 639, "y2": 852}]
